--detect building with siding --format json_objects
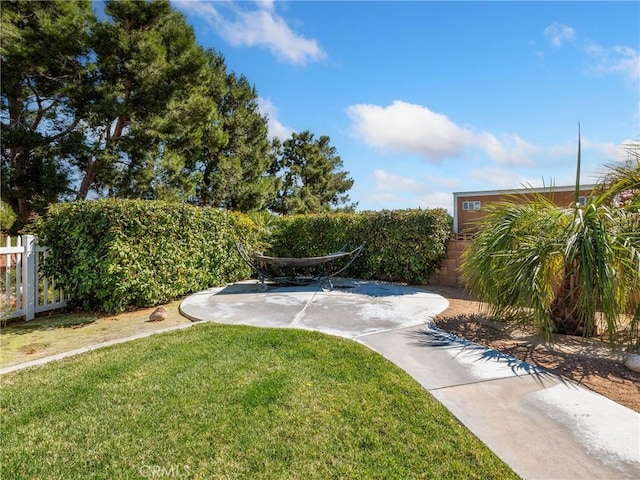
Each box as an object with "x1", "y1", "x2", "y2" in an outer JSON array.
[{"x1": 452, "y1": 184, "x2": 597, "y2": 235}]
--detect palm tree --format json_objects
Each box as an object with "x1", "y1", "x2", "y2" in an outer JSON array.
[
  {"x1": 600, "y1": 141, "x2": 640, "y2": 212},
  {"x1": 461, "y1": 135, "x2": 640, "y2": 347}
]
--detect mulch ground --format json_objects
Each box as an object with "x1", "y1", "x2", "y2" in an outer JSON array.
[{"x1": 427, "y1": 285, "x2": 640, "y2": 413}]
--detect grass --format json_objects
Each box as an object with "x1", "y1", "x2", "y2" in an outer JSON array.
[{"x1": 1, "y1": 323, "x2": 519, "y2": 479}]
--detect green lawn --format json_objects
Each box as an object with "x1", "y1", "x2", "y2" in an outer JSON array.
[{"x1": 1, "y1": 323, "x2": 519, "y2": 479}]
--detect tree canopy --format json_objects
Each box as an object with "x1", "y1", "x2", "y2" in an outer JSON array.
[
  {"x1": 193, "y1": 51, "x2": 277, "y2": 211},
  {"x1": 1, "y1": 0, "x2": 356, "y2": 228},
  {"x1": 269, "y1": 131, "x2": 356, "y2": 215},
  {"x1": 77, "y1": 0, "x2": 216, "y2": 203},
  {"x1": 1, "y1": 0, "x2": 95, "y2": 224}
]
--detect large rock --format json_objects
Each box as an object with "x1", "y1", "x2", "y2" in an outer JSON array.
[
  {"x1": 149, "y1": 305, "x2": 168, "y2": 322},
  {"x1": 624, "y1": 354, "x2": 640, "y2": 373}
]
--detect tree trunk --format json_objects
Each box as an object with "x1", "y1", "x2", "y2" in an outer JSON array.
[
  {"x1": 8, "y1": 95, "x2": 32, "y2": 225},
  {"x1": 77, "y1": 115, "x2": 129, "y2": 200},
  {"x1": 77, "y1": 166, "x2": 97, "y2": 201},
  {"x1": 549, "y1": 268, "x2": 594, "y2": 336},
  {"x1": 7, "y1": 145, "x2": 37, "y2": 226}
]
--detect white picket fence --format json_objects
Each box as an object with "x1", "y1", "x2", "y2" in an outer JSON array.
[{"x1": 1, "y1": 235, "x2": 67, "y2": 321}]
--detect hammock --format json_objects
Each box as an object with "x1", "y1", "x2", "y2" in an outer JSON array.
[
  {"x1": 250, "y1": 250, "x2": 354, "y2": 268},
  {"x1": 235, "y1": 241, "x2": 365, "y2": 291}
]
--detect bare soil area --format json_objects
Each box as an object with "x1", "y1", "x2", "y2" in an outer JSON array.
[
  {"x1": 0, "y1": 301, "x2": 190, "y2": 368},
  {"x1": 427, "y1": 285, "x2": 640, "y2": 413}
]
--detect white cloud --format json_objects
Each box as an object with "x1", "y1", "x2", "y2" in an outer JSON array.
[
  {"x1": 621, "y1": 139, "x2": 640, "y2": 150},
  {"x1": 371, "y1": 169, "x2": 425, "y2": 193},
  {"x1": 257, "y1": 97, "x2": 295, "y2": 140},
  {"x1": 544, "y1": 22, "x2": 576, "y2": 48},
  {"x1": 430, "y1": 174, "x2": 462, "y2": 190},
  {"x1": 516, "y1": 137, "x2": 636, "y2": 188},
  {"x1": 540, "y1": 22, "x2": 638, "y2": 82},
  {"x1": 546, "y1": 140, "x2": 580, "y2": 160},
  {"x1": 585, "y1": 43, "x2": 640, "y2": 81},
  {"x1": 346, "y1": 100, "x2": 535, "y2": 165},
  {"x1": 255, "y1": 0, "x2": 275, "y2": 12},
  {"x1": 470, "y1": 167, "x2": 539, "y2": 190},
  {"x1": 174, "y1": 0, "x2": 326, "y2": 66},
  {"x1": 360, "y1": 190, "x2": 404, "y2": 210},
  {"x1": 173, "y1": 1, "x2": 222, "y2": 24},
  {"x1": 476, "y1": 132, "x2": 538, "y2": 165},
  {"x1": 547, "y1": 137, "x2": 632, "y2": 164},
  {"x1": 414, "y1": 191, "x2": 454, "y2": 212},
  {"x1": 366, "y1": 169, "x2": 455, "y2": 212},
  {"x1": 346, "y1": 101, "x2": 474, "y2": 160},
  {"x1": 587, "y1": 139, "x2": 634, "y2": 163}
]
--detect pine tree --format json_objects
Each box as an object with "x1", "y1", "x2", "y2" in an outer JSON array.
[
  {"x1": 1, "y1": 0, "x2": 95, "y2": 225},
  {"x1": 270, "y1": 131, "x2": 356, "y2": 215}
]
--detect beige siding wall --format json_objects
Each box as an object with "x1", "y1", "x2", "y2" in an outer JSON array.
[
  {"x1": 457, "y1": 189, "x2": 593, "y2": 233},
  {"x1": 428, "y1": 239, "x2": 471, "y2": 287}
]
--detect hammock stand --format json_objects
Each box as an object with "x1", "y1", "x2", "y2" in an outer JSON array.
[{"x1": 235, "y1": 241, "x2": 365, "y2": 291}]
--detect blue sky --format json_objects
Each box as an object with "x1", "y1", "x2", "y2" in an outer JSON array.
[{"x1": 172, "y1": 0, "x2": 639, "y2": 213}]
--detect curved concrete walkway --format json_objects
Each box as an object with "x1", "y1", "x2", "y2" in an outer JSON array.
[{"x1": 181, "y1": 278, "x2": 640, "y2": 480}]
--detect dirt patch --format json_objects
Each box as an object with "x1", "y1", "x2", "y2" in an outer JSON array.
[
  {"x1": 19, "y1": 343, "x2": 48, "y2": 355},
  {"x1": 0, "y1": 299, "x2": 191, "y2": 368},
  {"x1": 426, "y1": 284, "x2": 640, "y2": 413}
]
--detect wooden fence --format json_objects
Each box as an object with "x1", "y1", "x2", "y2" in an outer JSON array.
[{"x1": 1, "y1": 235, "x2": 67, "y2": 321}]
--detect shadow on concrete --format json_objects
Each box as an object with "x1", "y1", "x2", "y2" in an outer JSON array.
[
  {"x1": 203, "y1": 279, "x2": 436, "y2": 299},
  {"x1": 407, "y1": 325, "x2": 568, "y2": 387}
]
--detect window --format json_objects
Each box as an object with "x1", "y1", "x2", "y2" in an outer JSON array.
[{"x1": 462, "y1": 201, "x2": 481, "y2": 211}]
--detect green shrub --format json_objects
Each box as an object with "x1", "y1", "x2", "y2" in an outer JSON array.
[
  {"x1": 0, "y1": 201, "x2": 17, "y2": 232},
  {"x1": 269, "y1": 209, "x2": 452, "y2": 284},
  {"x1": 33, "y1": 199, "x2": 261, "y2": 313},
  {"x1": 32, "y1": 203, "x2": 451, "y2": 312}
]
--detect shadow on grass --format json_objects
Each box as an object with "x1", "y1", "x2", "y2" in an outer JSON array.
[
  {"x1": 1, "y1": 314, "x2": 98, "y2": 336},
  {"x1": 408, "y1": 321, "x2": 565, "y2": 387}
]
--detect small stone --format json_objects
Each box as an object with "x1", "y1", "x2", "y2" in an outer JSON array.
[
  {"x1": 624, "y1": 354, "x2": 640, "y2": 373},
  {"x1": 149, "y1": 305, "x2": 168, "y2": 322}
]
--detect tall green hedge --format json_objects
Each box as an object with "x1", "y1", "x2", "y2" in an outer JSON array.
[
  {"x1": 33, "y1": 203, "x2": 451, "y2": 312},
  {"x1": 34, "y1": 199, "x2": 261, "y2": 313},
  {"x1": 269, "y1": 209, "x2": 452, "y2": 284}
]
